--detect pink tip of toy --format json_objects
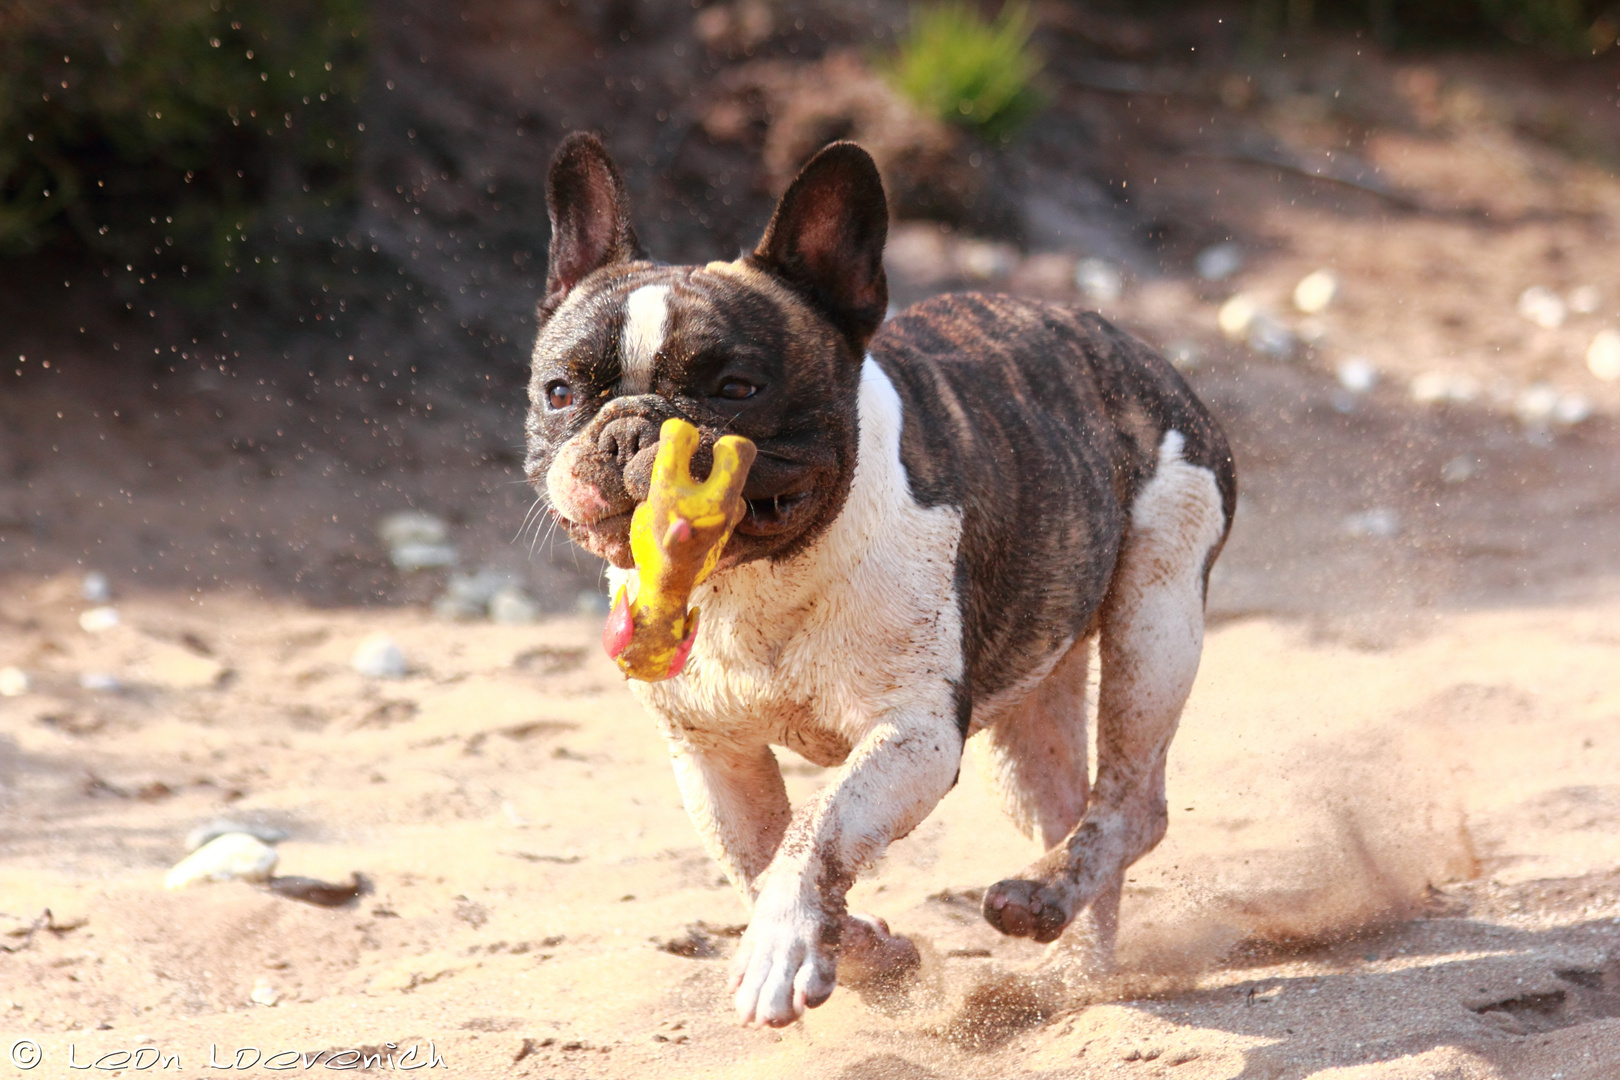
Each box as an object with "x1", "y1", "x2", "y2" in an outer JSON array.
[
  {"x1": 665, "y1": 517, "x2": 693, "y2": 547},
  {"x1": 602, "y1": 591, "x2": 634, "y2": 660},
  {"x1": 666, "y1": 608, "x2": 699, "y2": 679}
]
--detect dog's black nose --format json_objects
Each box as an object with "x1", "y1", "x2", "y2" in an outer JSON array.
[{"x1": 597, "y1": 415, "x2": 659, "y2": 468}]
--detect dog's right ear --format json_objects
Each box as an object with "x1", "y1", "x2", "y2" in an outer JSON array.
[{"x1": 542, "y1": 132, "x2": 642, "y2": 317}]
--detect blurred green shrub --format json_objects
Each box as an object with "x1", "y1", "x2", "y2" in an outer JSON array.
[
  {"x1": 886, "y1": 2, "x2": 1046, "y2": 144},
  {"x1": 0, "y1": 0, "x2": 366, "y2": 303}
]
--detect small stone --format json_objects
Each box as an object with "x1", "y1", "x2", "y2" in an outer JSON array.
[
  {"x1": 1074, "y1": 258, "x2": 1123, "y2": 302},
  {"x1": 1567, "y1": 285, "x2": 1601, "y2": 315},
  {"x1": 1441, "y1": 456, "x2": 1477, "y2": 484},
  {"x1": 1587, "y1": 328, "x2": 1620, "y2": 382},
  {"x1": 164, "y1": 832, "x2": 279, "y2": 889},
  {"x1": 185, "y1": 818, "x2": 290, "y2": 853},
  {"x1": 956, "y1": 239, "x2": 1018, "y2": 281},
  {"x1": 1517, "y1": 286, "x2": 1566, "y2": 330},
  {"x1": 78, "y1": 672, "x2": 122, "y2": 693},
  {"x1": 350, "y1": 634, "x2": 408, "y2": 679},
  {"x1": 377, "y1": 510, "x2": 449, "y2": 548},
  {"x1": 1553, "y1": 392, "x2": 1591, "y2": 427},
  {"x1": 1164, "y1": 340, "x2": 1202, "y2": 372},
  {"x1": 1293, "y1": 269, "x2": 1339, "y2": 314},
  {"x1": 249, "y1": 977, "x2": 280, "y2": 1007},
  {"x1": 1336, "y1": 357, "x2": 1378, "y2": 394},
  {"x1": 1247, "y1": 313, "x2": 1297, "y2": 359},
  {"x1": 433, "y1": 568, "x2": 512, "y2": 621},
  {"x1": 0, "y1": 666, "x2": 28, "y2": 697},
  {"x1": 1196, "y1": 242, "x2": 1244, "y2": 282},
  {"x1": 1217, "y1": 294, "x2": 1260, "y2": 340},
  {"x1": 1514, "y1": 383, "x2": 1560, "y2": 427},
  {"x1": 77, "y1": 607, "x2": 120, "y2": 633},
  {"x1": 389, "y1": 541, "x2": 458, "y2": 572},
  {"x1": 1343, "y1": 509, "x2": 1399, "y2": 539},
  {"x1": 1410, "y1": 372, "x2": 1481, "y2": 406},
  {"x1": 489, "y1": 586, "x2": 541, "y2": 625},
  {"x1": 81, "y1": 571, "x2": 112, "y2": 604}
]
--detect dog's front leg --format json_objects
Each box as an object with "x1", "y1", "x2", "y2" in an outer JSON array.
[
  {"x1": 667, "y1": 738, "x2": 792, "y2": 895},
  {"x1": 731, "y1": 715, "x2": 961, "y2": 1027}
]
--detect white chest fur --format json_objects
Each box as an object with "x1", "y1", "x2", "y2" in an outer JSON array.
[{"x1": 610, "y1": 359, "x2": 966, "y2": 760}]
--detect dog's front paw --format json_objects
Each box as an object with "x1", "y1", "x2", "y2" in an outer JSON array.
[
  {"x1": 731, "y1": 899, "x2": 837, "y2": 1027},
  {"x1": 982, "y1": 877, "x2": 1075, "y2": 944}
]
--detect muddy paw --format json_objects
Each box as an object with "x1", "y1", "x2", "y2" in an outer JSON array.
[
  {"x1": 982, "y1": 878, "x2": 1072, "y2": 944},
  {"x1": 838, "y1": 913, "x2": 921, "y2": 992}
]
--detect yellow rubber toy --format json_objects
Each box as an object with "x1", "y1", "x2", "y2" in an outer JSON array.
[{"x1": 601, "y1": 418, "x2": 757, "y2": 681}]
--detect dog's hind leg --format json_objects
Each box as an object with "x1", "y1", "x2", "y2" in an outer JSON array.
[
  {"x1": 978, "y1": 639, "x2": 1091, "y2": 852},
  {"x1": 982, "y1": 431, "x2": 1228, "y2": 961}
]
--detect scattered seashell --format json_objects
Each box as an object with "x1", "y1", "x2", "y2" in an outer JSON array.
[
  {"x1": 1217, "y1": 294, "x2": 1260, "y2": 340},
  {"x1": 350, "y1": 634, "x2": 408, "y2": 679},
  {"x1": 164, "y1": 832, "x2": 279, "y2": 889},
  {"x1": 1517, "y1": 286, "x2": 1566, "y2": 330},
  {"x1": 78, "y1": 606, "x2": 120, "y2": 633},
  {"x1": 1410, "y1": 372, "x2": 1481, "y2": 406},
  {"x1": 1074, "y1": 258, "x2": 1123, "y2": 302},
  {"x1": 1587, "y1": 328, "x2": 1620, "y2": 382},
  {"x1": 185, "y1": 818, "x2": 289, "y2": 853},
  {"x1": 1293, "y1": 269, "x2": 1339, "y2": 314},
  {"x1": 1440, "y1": 456, "x2": 1477, "y2": 484},
  {"x1": 1195, "y1": 242, "x2": 1244, "y2": 282},
  {"x1": 81, "y1": 571, "x2": 112, "y2": 604},
  {"x1": 489, "y1": 586, "x2": 541, "y2": 625},
  {"x1": 1336, "y1": 357, "x2": 1378, "y2": 394},
  {"x1": 1343, "y1": 509, "x2": 1399, "y2": 539},
  {"x1": 0, "y1": 666, "x2": 28, "y2": 697},
  {"x1": 1567, "y1": 285, "x2": 1602, "y2": 315}
]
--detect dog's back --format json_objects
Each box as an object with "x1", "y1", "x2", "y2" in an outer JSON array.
[{"x1": 870, "y1": 292, "x2": 1236, "y2": 722}]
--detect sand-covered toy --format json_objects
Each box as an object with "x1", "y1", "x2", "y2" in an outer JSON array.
[{"x1": 602, "y1": 418, "x2": 756, "y2": 681}]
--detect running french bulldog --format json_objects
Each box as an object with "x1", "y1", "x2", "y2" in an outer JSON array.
[{"x1": 524, "y1": 132, "x2": 1236, "y2": 1027}]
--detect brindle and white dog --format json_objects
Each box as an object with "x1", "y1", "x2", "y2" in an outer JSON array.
[{"x1": 525, "y1": 132, "x2": 1236, "y2": 1028}]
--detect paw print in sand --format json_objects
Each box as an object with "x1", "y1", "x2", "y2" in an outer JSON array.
[{"x1": 602, "y1": 418, "x2": 756, "y2": 681}]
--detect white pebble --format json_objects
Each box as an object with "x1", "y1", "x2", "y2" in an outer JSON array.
[
  {"x1": 1514, "y1": 383, "x2": 1560, "y2": 427},
  {"x1": 376, "y1": 510, "x2": 449, "y2": 548},
  {"x1": 1343, "y1": 509, "x2": 1399, "y2": 539},
  {"x1": 0, "y1": 666, "x2": 29, "y2": 697},
  {"x1": 389, "y1": 541, "x2": 459, "y2": 571},
  {"x1": 1553, "y1": 392, "x2": 1591, "y2": 427},
  {"x1": 1567, "y1": 285, "x2": 1601, "y2": 315},
  {"x1": 489, "y1": 586, "x2": 541, "y2": 625},
  {"x1": 1164, "y1": 340, "x2": 1202, "y2": 372},
  {"x1": 1410, "y1": 372, "x2": 1481, "y2": 406},
  {"x1": 250, "y1": 977, "x2": 281, "y2": 1007},
  {"x1": 1587, "y1": 328, "x2": 1620, "y2": 382},
  {"x1": 1247, "y1": 314, "x2": 1297, "y2": 359},
  {"x1": 1196, "y1": 242, "x2": 1244, "y2": 282},
  {"x1": 1217, "y1": 294, "x2": 1260, "y2": 340},
  {"x1": 1517, "y1": 286, "x2": 1567, "y2": 330},
  {"x1": 78, "y1": 672, "x2": 122, "y2": 693},
  {"x1": 1075, "y1": 258, "x2": 1123, "y2": 302},
  {"x1": 351, "y1": 634, "x2": 408, "y2": 679},
  {"x1": 1440, "y1": 456, "x2": 1477, "y2": 484},
  {"x1": 1293, "y1": 269, "x2": 1339, "y2": 314},
  {"x1": 78, "y1": 606, "x2": 120, "y2": 633},
  {"x1": 81, "y1": 571, "x2": 112, "y2": 604},
  {"x1": 957, "y1": 240, "x2": 1018, "y2": 281},
  {"x1": 1336, "y1": 357, "x2": 1378, "y2": 394},
  {"x1": 164, "y1": 832, "x2": 279, "y2": 889}
]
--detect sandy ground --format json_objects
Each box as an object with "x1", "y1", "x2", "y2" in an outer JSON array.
[{"x1": 5, "y1": 23, "x2": 1620, "y2": 1080}]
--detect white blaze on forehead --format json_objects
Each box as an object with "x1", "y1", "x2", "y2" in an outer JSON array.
[{"x1": 620, "y1": 284, "x2": 671, "y2": 394}]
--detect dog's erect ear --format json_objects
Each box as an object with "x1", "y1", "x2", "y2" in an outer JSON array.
[
  {"x1": 543, "y1": 132, "x2": 642, "y2": 315},
  {"x1": 750, "y1": 141, "x2": 888, "y2": 349}
]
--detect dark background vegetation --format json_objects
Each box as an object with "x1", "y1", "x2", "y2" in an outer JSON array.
[{"x1": 4, "y1": 0, "x2": 1618, "y2": 388}]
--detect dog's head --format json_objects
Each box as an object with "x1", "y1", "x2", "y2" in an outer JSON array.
[{"x1": 524, "y1": 132, "x2": 889, "y2": 570}]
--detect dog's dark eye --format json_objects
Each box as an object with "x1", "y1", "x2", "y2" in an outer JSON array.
[
  {"x1": 716, "y1": 378, "x2": 758, "y2": 401},
  {"x1": 546, "y1": 380, "x2": 574, "y2": 409}
]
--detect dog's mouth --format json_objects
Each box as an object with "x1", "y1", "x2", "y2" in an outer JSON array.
[{"x1": 738, "y1": 487, "x2": 816, "y2": 537}]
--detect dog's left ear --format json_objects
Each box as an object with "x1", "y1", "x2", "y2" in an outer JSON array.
[
  {"x1": 542, "y1": 132, "x2": 643, "y2": 317},
  {"x1": 750, "y1": 141, "x2": 888, "y2": 350}
]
